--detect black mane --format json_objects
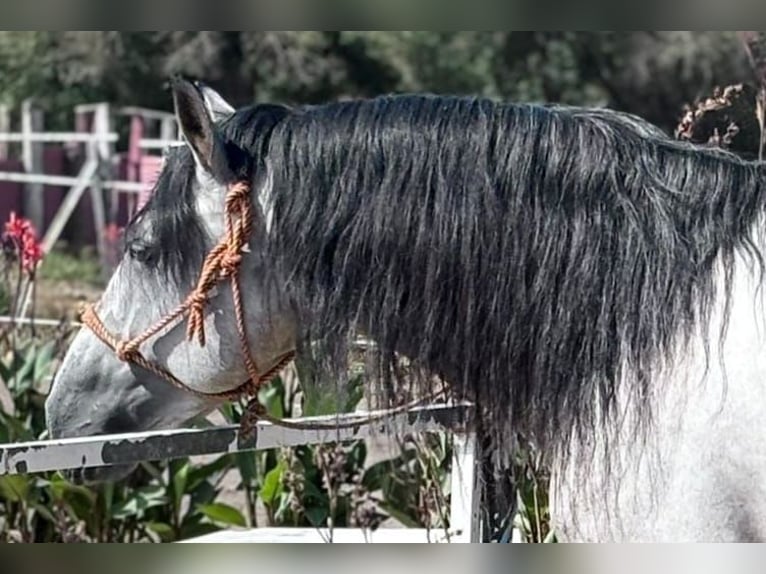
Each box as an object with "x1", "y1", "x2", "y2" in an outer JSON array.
[
  {"x1": 256, "y1": 94, "x2": 766, "y2": 462},
  {"x1": 130, "y1": 92, "x2": 766, "y2": 469}
]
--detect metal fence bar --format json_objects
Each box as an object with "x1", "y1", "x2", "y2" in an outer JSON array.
[{"x1": 0, "y1": 403, "x2": 471, "y2": 476}]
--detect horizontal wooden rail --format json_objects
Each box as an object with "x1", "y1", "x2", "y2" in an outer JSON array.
[
  {"x1": 0, "y1": 315, "x2": 79, "y2": 328},
  {"x1": 0, "y1": 171, "x2": 148, "y2": 193},
  {"x1": 0, "y1": 403, "x2": 472, "y2": 476},
  {"x1": 139, "y1": 138, "x2": 182, "y2": 150},
  {"x1": 0, "y1": 132, "x2": 119, "y2": 143}
]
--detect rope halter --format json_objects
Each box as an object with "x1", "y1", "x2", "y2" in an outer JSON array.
[{"x1": 80, "y1": 180, "x2": 295, "y2": 406}]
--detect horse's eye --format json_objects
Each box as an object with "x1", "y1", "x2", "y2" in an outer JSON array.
[{"x1": 127, "y1": 240, "x2": 151, "y2": 262}]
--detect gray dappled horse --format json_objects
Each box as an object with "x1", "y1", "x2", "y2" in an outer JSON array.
[{"x1": 46, "y1": 78, "x2": 766, "y2": 541}]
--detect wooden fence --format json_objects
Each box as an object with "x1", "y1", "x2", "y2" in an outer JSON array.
[
  {"x1": 0, "y1": 99, "x2": 180, "y2": 253},
  {"x1": 0, "y1": 403, "x2": 482, "y2": 543}
]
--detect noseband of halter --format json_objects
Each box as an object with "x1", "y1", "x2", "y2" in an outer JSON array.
[{"x1": 80, "y1": 179, "x2": 295, "y2": 403}]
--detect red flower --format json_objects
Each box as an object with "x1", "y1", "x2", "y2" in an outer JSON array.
[
  {"x1": 4, "y1": 212, "x2": 32, "y2": 242},
  {"x1": 2, "y1": 212, "x2": 43, "y2": 275},
  {"x1": 20, "y1": 233, "x2": 43, "y2": 272}
]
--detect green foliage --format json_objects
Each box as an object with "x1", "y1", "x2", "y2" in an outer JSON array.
[
  {"x1": 0, "y1": 319, "x2": 480, "y2": 541},
  {"x1": 0, "y1": 32, "x2": 753, "y2": 133},
  {"x1": 0, "y1": 284, "x2": 10, "y2": 316},
  {"x1": 37, "y1": 247, "x2": 103, "y2": 286}
]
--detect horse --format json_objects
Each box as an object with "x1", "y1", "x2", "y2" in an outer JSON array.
[{"x1": 45, "y1": 77, "x2": 766, "y2": 542}]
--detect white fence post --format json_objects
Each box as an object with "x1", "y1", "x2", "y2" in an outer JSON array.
[
  {"x1": 448, "y1": 431, "x2": 482, "y2": 542},
  {"x1": 0, "y1": 104, "x2": 9, "y2": 161},
  {"x1": 21, "y1": 99, "x2": 45, "y2": 231},
  {"x1": 88, "y1": 104, "x2": 110, "y2": 266}
]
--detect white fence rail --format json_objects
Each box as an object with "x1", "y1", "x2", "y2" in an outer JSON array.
[
  {"x1": 0, "y1": 403, "x2": 470, "y2": 476},
  {"x1": 0, "y1": 403, "x2": 481, "y2": 543}
]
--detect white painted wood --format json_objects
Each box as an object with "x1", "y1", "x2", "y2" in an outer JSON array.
[
  {"x1": 0, "y1": 404, "x2": 472, "y2": 476},
  {"x1": 0, "y1": 315, "x2": 79, "y2": 328},
  {"x1": 448, "y1": 431, "x2": 481, "y2": 543},
  {"x1": 40, "y1": 159, "x2": 99, "y2": 254},
  {"x1": 179, "y1": 527, "x2": 459, "y2": 543},
  {"x1": 0, "y1": 399, "x2": 479, "y2": 543},
  {"x1": 0, "y1": 172, "x2": 147, "y2": 194},
  {"x1": 139, "y1": 138, "x2": 182, "y2": 150},
  {"x1": 21, "y1": 100, "x2": 45, "y2": 231},
  {"x1": 88, "y1": 105, "x2": 111, "y2": 264},
  {"x1": 0, "y1": 132, "x2": 119, "y2": 143},
  {"x1": 0, "y1": 103, "x2": 9, "y2": 160}
]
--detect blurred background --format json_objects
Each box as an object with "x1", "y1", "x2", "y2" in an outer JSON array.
[
  {"x1": 0, "y1": 31, "x2": 757, "y2": 131},
  {"x1": 0, "y1": 31, "x2": 763, "y2": 542}
]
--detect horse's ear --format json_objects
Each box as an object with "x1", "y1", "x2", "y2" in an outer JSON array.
[
  {"x1": 195, "y1": 81, "x2": 235, "y2": 123},
  {"x1": 170, "y1": 77, "x2": 228, "y2": 177}
]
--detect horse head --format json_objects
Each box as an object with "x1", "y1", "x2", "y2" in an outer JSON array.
[{"x1": 45, "y1": 78, "x2": 297, "y2": 483}]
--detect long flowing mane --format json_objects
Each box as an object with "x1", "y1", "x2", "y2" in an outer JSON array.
[
  {"x1": 148, "y1": 94, "x2": 766, "y2": 469},
  {"x1": 265, "y1": 93, "x2": 766, "y2": 458}
]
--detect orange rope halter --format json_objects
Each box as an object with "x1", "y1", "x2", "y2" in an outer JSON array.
[{"x1": 80, "y1": 180, "x2": 295, "y2": 412}]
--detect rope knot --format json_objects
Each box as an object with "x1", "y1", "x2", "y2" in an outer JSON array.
[
  {"x1": 220, "y1": 249, "x2": 243, "y2": 274},
  {"x1": 186, "y1": 290, "x2": 209, "y2": 345},
  {"x1": 225, "y1": 182, "x2": 250, "y2": 213},
  {"x1": 116, "y1": 340, "x2": 140, "y2": 362}
]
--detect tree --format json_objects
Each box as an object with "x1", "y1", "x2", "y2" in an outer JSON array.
[{"x1": 0, "y1": 32, "x2": 759, "y2": 136}]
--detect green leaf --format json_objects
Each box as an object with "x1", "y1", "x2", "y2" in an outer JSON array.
[
  {"x1": 101, "y1": 482, "x2": 115, "y2": 518},
  {"x1": 186, "y1": 455, "x2": 231, "y2": 492},
  {"x1": 171, "y1": 460, "x2": 190, "y2": 511},
  {"x1": 379, "y1": 502, "x2": 421, "y2": 528},
  {"x1": 348, "y1": 441, "x2": 367, "y2": 470},
  {"x1": 49, "y1": 474, "x2": 97, "y2": 503},
  {"x1": 258, "y1": 378, "x2": 285, "y2": 418},
  {"x1": 31, "y1": 501, "x2": 56, "y2": 523},
  {"x1": 362, "y1": 459, "x2": 394, "y2": 492},
  {"x1": 13, "y1": 349, "x2": 36, "y2": 391},
  {"x1": 179, "y1": 522, "x2": 221, "y2": 540},
  {"x1": 189, "y1": 480, "x2": 219, "y2": 509},
  {"x1": 305, "y1": 506, "x2": 329, "y2": 527},
  {"x1": 146, "y1": 521, "x2": 176, "y2": 542},
  {"x1": 259, "y1": 459, "x2": 286, "y2": 506},
  {"x1": 0, "y1": 355, "x2": 12, "y2": 383},
  {"x1": 111, "y1": 497, "x2": 141, "y2": 520},
  {"x1": 0, "y1": 411, "x2": 34, "y2": 441},
  {"x1": 302, "y1": 384, "x2": 339, "y2": 417},
  {"x1": 32, "y1": 341, "x2": 55, "y2": 383},
  {"x1": 234, "y1": 452, "x2": 257, "y2": 486},
  {"x1": 0, "y1": 474, "x2": 30, "y2": 502},
  {"x1": 197, "y1": 503, "x2": 247, "y2": 528},
  {"x1": 111, "y1": 485, "x2": 168, "y2": 520},
  {"x1": 217, "y1": 403, "x2": 237, "y2": 424},
  {"x1": 343, "y1": 373, "x2": 366, "y2": 412}
]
